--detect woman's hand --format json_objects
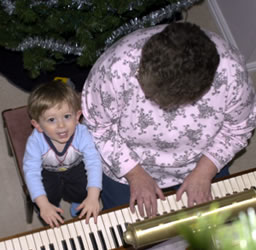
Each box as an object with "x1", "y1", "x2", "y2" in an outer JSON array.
[
  {"x1": 176, "y1": 155, "x2": 218, "y2": 207},
  {"x1": 125, "y1": 165, "x2": 165, "y2": 218}
]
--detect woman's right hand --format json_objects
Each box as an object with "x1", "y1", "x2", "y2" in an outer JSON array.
[{"x1": 125, "y1": 165, "x2": 165, "y2": 218}]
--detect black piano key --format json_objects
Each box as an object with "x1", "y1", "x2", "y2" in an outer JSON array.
[
  {"x1": 110, "y1": 226, "x2": 119, "y2": 248},
  {"x1": 98, "y1": 230, "x2": 107, "y2": 250},
  {"x1": 61, "y1": 240, "x2": 68, "y2": 250},
  {"x1": 69, "y1": 238, "x2": 77, "y2": 250},
  {"x1": 117, "y1": 225, "x2": 125, "y2": 245},
  {"x1": 49, "y1": 243, "x2": 55, "y2": 250},
  {"x1": 77, "y1": 236, "x2": 85, "y2": 250},
  {"x1": 89, "y1": 232, "x2": 99, "y2": 250}
]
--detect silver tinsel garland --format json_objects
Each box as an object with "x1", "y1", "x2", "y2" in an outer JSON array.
[{"x1": 1, "y1": 0, "x2": 201, "y2": 57}]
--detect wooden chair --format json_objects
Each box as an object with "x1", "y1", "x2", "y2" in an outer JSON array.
[{"x1": 2, "y1": 106, "x2": 34, "y2": 223}]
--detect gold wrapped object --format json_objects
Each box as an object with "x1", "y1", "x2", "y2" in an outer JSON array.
[{"x1": 123, "y1": 188, "x2": 256, "y2": 249}]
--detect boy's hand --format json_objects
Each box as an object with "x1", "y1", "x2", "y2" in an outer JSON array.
[
  {"x1": 35, "y1": 195, "x2": 64, "y2": 228},
  {"x1": 76, "y1": 187, "x2": 101, "y2": 224}
]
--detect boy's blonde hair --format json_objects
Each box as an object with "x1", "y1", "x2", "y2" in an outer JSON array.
[{"x1": 28, "y1": 80, "x2": 81, "y2": 121}]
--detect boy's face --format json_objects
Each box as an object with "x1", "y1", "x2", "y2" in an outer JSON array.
[{"x1": 31, "y1": 102, "x2": 81, "y2": 146}]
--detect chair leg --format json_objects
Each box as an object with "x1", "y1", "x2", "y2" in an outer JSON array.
[
  {"x1": 24, "y1": 194, "x2": 34, "y2": 224},
  {"x1": 3, "y1": 126, "x2": 13, "y2": 157}
]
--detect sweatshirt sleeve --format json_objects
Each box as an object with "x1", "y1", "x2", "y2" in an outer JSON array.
[
  {"x1": 23, "y1": 131, "x2": 46, "y2": 201},
  {"x1": 81, "y1": 61, "x2": 140, "y2": 178},
  {"x1": 75, "y1": 124, "x2": 103, "y2": 189},
  {"x1": 203, "y1": 56, "x2": 256, "y2": 171}
]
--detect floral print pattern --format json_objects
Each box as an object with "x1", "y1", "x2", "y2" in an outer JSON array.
[{"x1": 82, "y1": 24, "x2": 256, "y2": 188}]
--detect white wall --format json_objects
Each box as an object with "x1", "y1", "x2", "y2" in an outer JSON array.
[{"x1": 208, "y1": 0, "x2": 256, "y2": 71}]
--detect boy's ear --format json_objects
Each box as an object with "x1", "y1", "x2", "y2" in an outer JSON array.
[
  {"x1": 76, "y1": 110, "x2": 82, "y2": 123},
  {"x1": 31, "y1": 119, "x2": 43, "y2": 133}
]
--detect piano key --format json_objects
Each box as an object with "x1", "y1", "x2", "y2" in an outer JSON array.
[
  {"x1": 12, "y1": 238, "x2": 21, "y2": 250},
  {"x1": 60, "y1": 224, "x2": 73, "y2": 250},
  {"x1": 84, "y1": 218, "x2": 102, "y2": 250},
  {"x1": 217, "y1": 181, "x2": 227, "y2": 197},
  {"x1": 4, "y1": 240, "x2": 13, "y2": 250},
  {"x1": 211, "y1": 182, "x2": 222, "y2": 199},
  {"x1": 67, "y1": 222, "x2": 83, "y2": 250},
  {"x1": 0, "y1": 242, "x2": 6, "y2": 250},
  {"x1": 26, "y1": 234, "x2": 37, "y2": 250},
  {"x1": 77, "y1": 236, "x2": 85, "y2": 250},
  {"x1": 53, "y1": 227, "x2": 65, "y2": 250},
  {"x1": 74, "y1": 221, "x2": 89, "y2": 249},
  {"x1": 103, "y1": 213, "x2": 120, "y2": 248},
  {"x1": 223, "y1": 179, "x2": 234, "y2": 195},
  {"x1": 89, "y1": 217, "x2": 107, "y2": 250},
  {"x1": 128, "y1": 207, "x2": 139, "y2": 223},
  {"x1": 241, "y1": 174, "x2": 252, "y2": 189},
  {"x1": 248, "y1": 172, "x2": 256, "y2": 187},
  {"x1": 114, "y1": 210, "x2": 127, "y2": 243},
  {"x1": 32, "y1": 232, "x2": 43, "y2": 250},
  {"x1": 160, "y1": 198, "x2": 171, "y2": 214},
  {"x1": 121, "y1": 208, "x2": 132, "y2": 225},
  {"x1": 229, "y1": 177, "x2": 241, "y2": 193},
  {"x1": 181, "y1": 193, "x2": 188, "y2": 208},
  {"x1": 104, "y1": 212, "x2": 122, "y2": 247},
  {"x1": 19, "y1": 236, "x2": 29, "y2": 249},
  {"x1": 39, "y1": 231, "x2": 50, "y2": 250},
  {"x1": 236, "y1": 176, "x2": 246, "y2": 190},
  {"x1": 167, "y1": 195, "x2": 178, "y2": 211},
  {"x1": 80, "y1": 220, "x2": 95, "y2": 250},
  {"x1": 46, "y1": 228, "x2": 60, "y2": 250},
  {"x1": 97, "y1": 215, "x2": 114, "y2": 249},
  {"x1": 157, "y1": 199, "x2": 165, "y2": 215},
  {"x1": 134, "y1": 205, "x2": 146, "y2": 220}
]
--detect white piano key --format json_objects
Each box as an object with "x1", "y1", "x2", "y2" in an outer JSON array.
[
  {"x1": 160, "y1": 198, "x2": 172, "y2": 214},
  {"x1": 167, "y1": 194, "x2": 178, "y2": 211},
  {"x1": 67, "y1": 222, "x2": 83, "y2": 250},
  {"x1": 217, "y1": 181, "x2": 227, "y2": 197},
  {"x1": 0, "y1": 242, "x2": 6, "y2": 250},
  {"x1": 128, "y1": 207, "x2": 139, "y2": 223},
  {"x1": 223, "y1": 179, "x2": 234, "y2": 195},
  {"x1": 74, "y1": 221, "x2": 90, "y2": 249},
  {"x1": 39, "y1": 231, "x2": 50, "y2": 250},
  {"x1": 53, "y1": 227, "x2": 65, "y2": 250},
  {"x1": 32, "y1": 232, "x2": 43, "y2": 250},
  {"x1": 121, "y1": 208, "x2": 133, "y2": 224},
  {"x1": 229, "y1": 177, "x2": 241, "y2": 193},
  {"x1": 248, "y1": 172, "x2": 256, "y2": 187},
  {"x1": 4, "y1": 240, "x2": 13, "y2": 250},
  {"x1": 181, "y1": 193, "x2": 188, "y2": 208},
  {"x1": 241, "y1": 174, "x2": 253, "y2": 189},
  {"x1": 18, "y1": 236, "x2": 29, "y2": 250},
  {"x1": 114, "y1": 209, "x2": 127, "y2": 234},
  {"x1": 105, "y1": 212, "x2": 123, "y2": 247},
  {"x1": 60, "y1": 224, "x2": 73, "y2": 250},
  {"x1": 157, "y1": 199, "x2": 165, "y2": 215},
  {"x1": 97, "y1": 215, "x2": 113, "y2": 250},
  {"x1": 211, "y1": 182, "x2": 222, "y2": 198},
  {"x1": 175, "y1": 197, "x2": 184, "y2": 210},
  {"x1": 81, "y1": 219, "x2": 98, "y2": 250},
  {"x1": 46, "y1": 228, "x2": 60, "y2": 250},
  {"x1": 26, "y1": 234, "x2": 36, "y2": 250},
  {"x1": 236, "y1": 176, "x2": 246, "y2": 190},
  {"x1": 88, "y1": 217, "x2": 104, "y2": 250},
  {"x1": 12, "y1": 239, "x2": 21, "y2": 250},
  {"x1": 134, "y1": 205, "x2": 146, "y2": 220}
]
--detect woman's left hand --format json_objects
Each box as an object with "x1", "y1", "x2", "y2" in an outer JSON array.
[{"x1": 176, "y1": 155, "x2": 218, "y2": 207}]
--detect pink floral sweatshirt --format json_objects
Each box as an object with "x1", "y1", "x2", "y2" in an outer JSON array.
[{"x1": 82, "y1": 24, "x2": 256, "y2": 188}]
